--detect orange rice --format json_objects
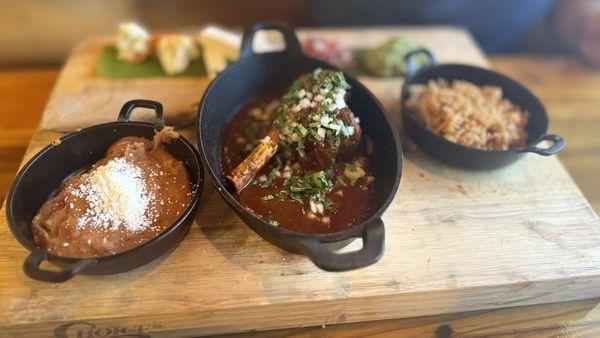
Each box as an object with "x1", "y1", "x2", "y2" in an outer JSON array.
[{"x1": 407, "y1": 79, "x2": 529, "y2": 151}]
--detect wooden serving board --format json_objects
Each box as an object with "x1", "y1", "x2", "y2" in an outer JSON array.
[{"x1": 2, "y1": 27, "x2": 600, "y2": 338}]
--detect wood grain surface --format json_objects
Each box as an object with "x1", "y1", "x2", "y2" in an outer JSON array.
[
  {"x1": 0, "y1": 68, "x2": 58, "y2": 205},
  {"x1": 39, "y1": 37, "x2": 209, "y2": 132},
  {"x1": 0, "y1": 44, "x2": 599, "y2": 338},
  {"x1": 233, "y1": 56, "x2": 600, "y2": 338}
]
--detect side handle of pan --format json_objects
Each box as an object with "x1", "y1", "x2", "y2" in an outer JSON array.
[
  {"x1": 240, "y1": 22, "x2": 303, "y2": 59},
  {"x1": 404, "y1": 48, "x2": 437, "y2": 77},
  {"x1": 295, "y1": 218, "x2": 385, "y2": 272},
  {"x1": 519, "y1": 134, "x2": 565, "y2": 156},
  {"x1": 118, "y1": 99, "x2": 165, "y2": 130},
  {"x1": 23, "y1": 251, "x2": 95, "y2": 283}
]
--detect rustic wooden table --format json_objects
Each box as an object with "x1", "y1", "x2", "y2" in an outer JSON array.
[{"x1": 0, "y1": 55, "x2": 599, "y2": 337}]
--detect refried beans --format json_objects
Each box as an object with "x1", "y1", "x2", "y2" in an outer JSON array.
[{"x1": 31, "y1": 128, "x2": 192, "y2": 258}]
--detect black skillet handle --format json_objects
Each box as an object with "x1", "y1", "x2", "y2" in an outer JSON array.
[
  {"x1": 118, "y1": 99, "x2": 165, "y2": 130},
  {"x1": 296, "y1": 218, "x2": 385, "y2": 272},
  {"x1": 240, "y1": 22, "x2": 303, "y2": 60},
  {"x1": 23, "y1": 251, "x2": 95, "y2": 283},
  {"x1": 519, "y1": 134, "x2": 565, "y2": 156},
  {"x1": 405, "y1": 48, "x2": 437, "y2": 77}
]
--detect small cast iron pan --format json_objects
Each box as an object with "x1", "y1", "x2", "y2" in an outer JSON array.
[
  {"x1": 6, "y1": 100, "x2": 203, "y2": 282},
  {"x1": 401, "y1": 48, "x2": 565, "y2": 169},
  {"x1": 197, "y1": 22, "x2": 402, "y2": 272}
]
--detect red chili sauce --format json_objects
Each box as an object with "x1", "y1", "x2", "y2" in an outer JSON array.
[{"x1": 221, "y1": 94, "x2": 374, "y2": 234}]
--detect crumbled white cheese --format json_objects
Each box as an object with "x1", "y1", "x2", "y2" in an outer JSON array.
[{"x1": 71, "y1": 158, "x2": 153, "y2": 232}]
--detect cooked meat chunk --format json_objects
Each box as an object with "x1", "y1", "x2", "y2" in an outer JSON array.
[
  {"x1": 228, "y1": 69, "x2": 361, "y2": 191},
  {"x1": 336, "y1": 107, "x2": 362, "y2": 158},
  {"x1": 300, "y1": 107, "x2": 361, "y2": 168}
]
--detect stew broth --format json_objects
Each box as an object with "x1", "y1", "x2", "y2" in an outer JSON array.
[{"x1": 222, "y1": 94, "x2": 374, "y2": 234}]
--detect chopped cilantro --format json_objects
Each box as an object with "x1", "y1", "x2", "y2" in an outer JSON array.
[
  {"x1": 278, "y1": 170, "x2": 334, "y2": 205},
  {"x1": 271, "y1": 69, "x2": 353, "y2": 157},
  {"x1": 245, "y1": 122, "x2": 260, "y2": 146},
  {"x1": 323, "y1": 198, "x2": 336, "y2": 212},
  {"x1": 275, "y1": 189, "x2": 289, "y2": 200},
  {"x1": 296, "y1": 124, "x2": 308, "y2": 137},
  {"x1": 335, "y1": 134, "x2": 341, "y2": 147},
  {"x1": 278, "y1": 140, "x2": 292, "y2": 157},
  {"x1": 257, "y1": 156, "x2": 283, "y2": 188},
  {"x1": 271, "y1": 156, "x2": 283, "y2": 175},
  {"x1": 258, "y1": 181, "x2": 271, "y2": 188}
]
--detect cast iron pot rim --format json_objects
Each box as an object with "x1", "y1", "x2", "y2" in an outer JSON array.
[
  {"x1": 6, "y1": 120, "x2": 204, "y2": 265},
  {"x1": 198, "y1": 51, "x2": 403, "y2": 241},
  {"x1": 402, "y1": 63, "x2": 550, "y2": 155}
]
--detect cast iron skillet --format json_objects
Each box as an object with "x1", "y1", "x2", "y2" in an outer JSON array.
[
  {"x1": 6, "y1": 100, "x2": 203, "y2": 282},
  {"x1": 401, "y1": 48, "x2": 565, "y2": 169},
  {"x1": 197, "y1": 22, "x2": 402, "y2": 272}
]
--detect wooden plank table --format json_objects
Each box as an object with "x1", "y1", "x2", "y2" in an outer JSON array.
[
  {"x1": 0, "y1": 53, "x2": 599, "y2": 336},
  {"x1": 231, "y1": 56, "x2": 600, "y2": 338}
]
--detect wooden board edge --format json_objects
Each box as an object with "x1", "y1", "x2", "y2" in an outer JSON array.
[{"x1": 3, "y1": 274, "x2": 600, "y2": 338}]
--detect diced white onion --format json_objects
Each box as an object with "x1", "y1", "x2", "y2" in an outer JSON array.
[
  {"x1": 309, "y1": 200, "x2": 318, "y2": 214},
  {"x1": 315, "y1": 202, "x2": 324, "y2": 214},
  {"x1": 299, "y1": 98, "x2": 311, "y2": 108},
  {"x1": 317, "y1": 127, "x2": 326, "y2": 138}
]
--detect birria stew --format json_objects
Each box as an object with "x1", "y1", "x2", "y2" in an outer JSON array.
[{"x1": 222, "y1": 69, "x2": 374, "y2": 234}]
